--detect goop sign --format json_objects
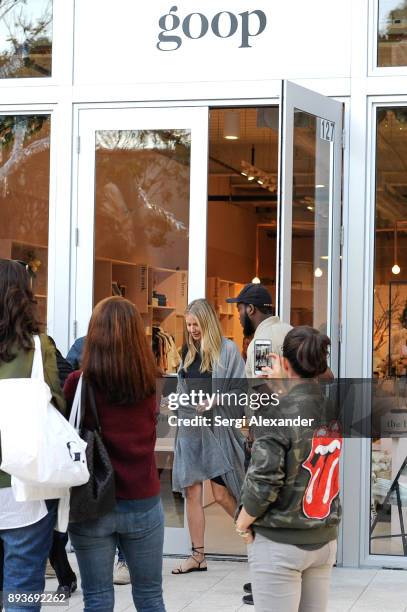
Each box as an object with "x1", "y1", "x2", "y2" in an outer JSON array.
[{"x1": 157, "y1": 6, "x2": 267, "y2": 51}]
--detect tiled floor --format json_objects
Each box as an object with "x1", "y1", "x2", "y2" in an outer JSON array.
[{"x1": 45, "y1": 555, "x2": 407, "y2": 611}]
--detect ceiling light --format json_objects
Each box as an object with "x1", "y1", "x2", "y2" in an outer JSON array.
[
  {"x1": 223, "y1": 111, "x2": 240, "y2": 140},
  {"x1": 314, "y1": 267, "x2": 323, "y2": 278},
  {"x1": 307, "y1": 206, "x2": 315, "y2": 211},
  {"x1": 316, "y1": 184, "x2": 325, "y2": 189},
  {"x1": 241, "y1": 172, "x2": 247, "y2": 177},
  {"x1": 248, "y1": 176, "x2": 255, "y2": 181},
  {"x1": 257, "y1": 179, "x2": 264, "y2": 185},
  {"x1": 252, "y1": 277, "x2": 261, "y2": 284},
  {"x1": 392, "y1": 223, "x2": 400, "y2": 275}
]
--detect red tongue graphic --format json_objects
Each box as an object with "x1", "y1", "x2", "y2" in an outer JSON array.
[{"x1": 302, "y1": 424, "x2": 342, "y2": 520}]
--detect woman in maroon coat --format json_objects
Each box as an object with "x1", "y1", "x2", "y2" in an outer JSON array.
[{"x1": 64, "y1": 297, "x2": 165, "y2": 612}]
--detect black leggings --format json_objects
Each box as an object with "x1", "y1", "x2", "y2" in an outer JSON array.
[{"x1": 49, "y1": 532, "x2": 76, "y2": 587}]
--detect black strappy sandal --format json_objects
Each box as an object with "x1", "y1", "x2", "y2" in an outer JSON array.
[{"x1": 172, "y1": 545, "x2": 208, "y2": 574}]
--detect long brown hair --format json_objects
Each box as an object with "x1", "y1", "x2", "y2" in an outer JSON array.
[
  {"x1": 0, "y1": 259, "x2": 40, "y2": 363},
  {"x1": 283, "y1": 326, "x2": 330, "y2": 379},
  {"x1": 82, "y1": 297, "x2": 158, "y2": 404}
]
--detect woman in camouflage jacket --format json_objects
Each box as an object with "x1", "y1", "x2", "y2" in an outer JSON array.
[{"x1": 236, "y1": 326, "x2": 341, "y2": 612}]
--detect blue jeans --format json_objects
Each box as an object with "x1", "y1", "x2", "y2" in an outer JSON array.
[
  {"x1": 69, "y1": 500, "x2": 165, "y2": 612},
  {"x1": 117, "y1": 545, "x2": 125, "y2": 563},
  {"x1": 0, "y1": 501, "x2": 57, "y2": 612}
]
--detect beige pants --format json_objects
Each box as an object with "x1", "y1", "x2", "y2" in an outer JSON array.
[{"x1": 248, "y1": 534, "x2": 337, "y2": 612}]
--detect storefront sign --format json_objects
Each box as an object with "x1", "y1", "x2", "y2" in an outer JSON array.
[
  {"x1": 381, "y1": 410, "x2": 407, "y2": 436},
  {"x1": 156, "y1": 6, "x2": 267, "y2": 51},
  {"x1": 74, "y1": 0, "x2": 352, "y2": 86}
]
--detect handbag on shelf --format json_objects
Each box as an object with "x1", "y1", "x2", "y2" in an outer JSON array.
[{"x1": 69, "y1": 375, "x2": 116, "y2": 523}]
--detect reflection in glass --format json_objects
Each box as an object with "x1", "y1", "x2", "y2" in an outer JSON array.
[
  {"x1": 378, "y1": 0, "x2": 407, "y2": 67},
  {"x1": 94, "y1": 128, "x2": 191, "y2": 528},
  {"x1": 206, "y1": 107, "x2": 279, "y2": 359},
  {"x1": 0, "y1": 114, "x2": 50, "y2": 324},
  {"x1": 205, "y1": 107, "x2": 278, "y2": 554},
  {"x1": 291, "y1": 110, "x2": 331, "y2": 333},
  {"x1": 371, "y1": 107, "x2": 407, "y2": 556},
  {"x1": 0, "y1": 0, "x2": 52, "y2": 78}
]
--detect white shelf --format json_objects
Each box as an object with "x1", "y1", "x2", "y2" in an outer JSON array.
[{"x1": 93, "y1": 259, "x2": 187, "y2": 374}]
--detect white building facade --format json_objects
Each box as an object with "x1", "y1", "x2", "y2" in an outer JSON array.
[{"x1": 1, "y1": 0, "x2": 407, "y2": 568}]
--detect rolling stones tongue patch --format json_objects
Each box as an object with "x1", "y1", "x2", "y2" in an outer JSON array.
[{"x1": 302, "y1": 422, "x2": 342, "y2": 520}]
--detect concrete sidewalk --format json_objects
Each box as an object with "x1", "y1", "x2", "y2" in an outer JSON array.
[{"x1": 46, "y1": 555, "x2": 407, "y2": 611}]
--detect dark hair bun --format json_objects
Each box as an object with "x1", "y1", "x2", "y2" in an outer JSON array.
[{"x1": 283, "y1": 326, "x2": 330, "y2": 378}]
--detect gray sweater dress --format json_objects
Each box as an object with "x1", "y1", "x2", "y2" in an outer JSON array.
[{"x1": 172, "y1": 338, "x2": 247, "y2": 502}]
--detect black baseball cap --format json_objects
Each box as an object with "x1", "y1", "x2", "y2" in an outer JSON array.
[{"x1": 226, "y1": 283, "x2": 273, "y2": 307}]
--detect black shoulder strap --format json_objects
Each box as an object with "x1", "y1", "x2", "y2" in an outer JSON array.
[{"x1": 80, "y1": 377, "x2": 102, "y2": 432}]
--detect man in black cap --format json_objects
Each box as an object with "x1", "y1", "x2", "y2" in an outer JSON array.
[
  {"x1": 227, "y1": 283, "x2": 292, "y2": 380},
  {"x1": 227, "y1": 283, "x2": 292, "y2": 606}
]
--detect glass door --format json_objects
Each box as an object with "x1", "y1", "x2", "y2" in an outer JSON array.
[
  {"x1": 278, "y1": 81, "x2": 343, "y2": 374},
  {"x1": 74, "y1": 106, "x2": 209, "y2": 554}
]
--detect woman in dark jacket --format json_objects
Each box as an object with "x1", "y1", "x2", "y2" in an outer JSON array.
[
  {"x1": 0, "y1": 259, "x2": 65, "y2": 612},
  {"x1": 64, "y1": 296, "x2": 165, "y2": 612},
  {"x1": 236, "y1": 326, "x2": 341, "y2": 612}
]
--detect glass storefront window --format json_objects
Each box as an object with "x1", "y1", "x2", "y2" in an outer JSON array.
[
  {"x1": 0, "y1": 114, "x2": 51, "y2": 324},
  {"x1": 206, "y1": 107, "x2": 279, "y2": 359},
  {"x1": 205, "y1": 106, "x2": 278, "y2": 554},
  {"x1": 94, "y1": 128, "x2": 191, "y2": 528},
  {"x1": 0, "y1": 0, "x2": 52, "y2": 78},
  {"x1": 371, "y1": 106, "x2": 407, "y2": 555},
  {"x1": 291, "y1": 110, "x2": 330, "y2": 332},
  {"x1": 378, "y1": 0, "x2": 407, "y2": 67}
]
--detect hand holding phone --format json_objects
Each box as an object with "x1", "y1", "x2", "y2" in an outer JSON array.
[
  {"x1": 261, "y1": 353, "x2": 284, "y2": 378},
  {"x1": 254, "y1": 339, "x2": 272, "y2": 376}
]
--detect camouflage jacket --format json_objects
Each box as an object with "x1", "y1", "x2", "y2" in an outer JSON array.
[{"x1": 241, "y1": 381, "x2": 342, "y2": 546}]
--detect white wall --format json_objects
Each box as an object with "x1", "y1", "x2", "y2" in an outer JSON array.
[{"x1": 74, "y1": 0, "x2": 352, "y2": 88}]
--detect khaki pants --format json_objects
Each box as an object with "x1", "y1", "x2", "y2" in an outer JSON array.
[{"x1": 248, "y1": 534, "x2": 337, "y2": 612}]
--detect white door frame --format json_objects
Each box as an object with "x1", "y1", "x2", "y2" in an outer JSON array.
[
  {"x1": 278, "y1": 81, "x2": 343, "y2": 375},
  {"x1": 73, "y1": 105, "x2": 209, "y2": 339},
  {"x1": 71, "y1": 91, "x2": 346, "y2": 556},
  {"x1": 72, "y1": 104, "x2": 209, "y2": 554}
]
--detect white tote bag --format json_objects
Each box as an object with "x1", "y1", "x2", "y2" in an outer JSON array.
[
  {"x1": 0, "y1": 336, "x2": 89, "y2": 491},
  {"x1": 12, "y1": 375, "x2": 85, "y2": 504}
]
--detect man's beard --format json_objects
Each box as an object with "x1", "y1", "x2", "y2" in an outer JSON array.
[{"x1": 243, "y1": 312, "x2": 255, "y2": 337}]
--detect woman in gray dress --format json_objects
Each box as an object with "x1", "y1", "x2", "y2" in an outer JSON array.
[{"x1": 172, "y1": 299, "x2": 246, "y2": 574}]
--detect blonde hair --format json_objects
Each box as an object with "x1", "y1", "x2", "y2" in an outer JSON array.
[{"x1": 183, "y1": 299, "x2": 223, "y2": 373}]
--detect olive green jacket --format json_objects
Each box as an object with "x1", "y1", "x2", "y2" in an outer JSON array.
[
  {"x1": 0, "y1": 334, "x2": 65, "y2": 488},
  {"x1": 241, "y1": 382, "x2": 342, "y2": 546}
]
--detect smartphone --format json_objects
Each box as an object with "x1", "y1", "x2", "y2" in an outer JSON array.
[{"x1": 254, "y1": 339, "x2": 273, "y2": 375}]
